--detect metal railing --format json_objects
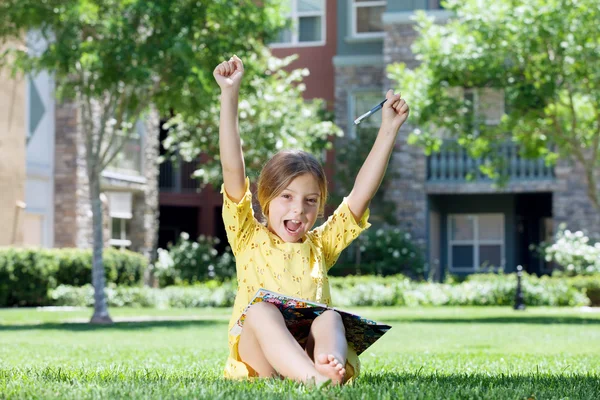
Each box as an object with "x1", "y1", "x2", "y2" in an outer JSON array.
[
  {"x1": 427, "y1": 141, "x2": 555, "y2": 182},
  {"x1": 159, "y1": 158, "x2": 202, "y2": 193}
]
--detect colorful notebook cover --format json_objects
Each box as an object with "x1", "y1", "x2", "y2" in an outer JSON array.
[{"x1": 230, "y1": 288, "x2": 391, "y2": 355}]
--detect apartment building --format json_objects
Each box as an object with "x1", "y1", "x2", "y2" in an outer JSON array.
[{"x1": 158, "y1": 0, "x2": 598, "y2": 279}]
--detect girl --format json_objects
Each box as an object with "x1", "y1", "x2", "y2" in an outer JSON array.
[{"x1": 214, "y1": 55, "x2": 409, "y2": 385}]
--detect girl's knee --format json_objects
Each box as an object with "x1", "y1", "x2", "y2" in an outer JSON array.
[
  {"x1": 316, "y1": 310, "x2": 343, "y2": 326},
  {"x1": 245, "y1": 301, "x2": 281, "y2": 325}
]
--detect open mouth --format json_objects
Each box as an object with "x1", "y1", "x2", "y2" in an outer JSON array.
[{"x1": 284, "y1": 219, "x2": 303, "y2": 235}]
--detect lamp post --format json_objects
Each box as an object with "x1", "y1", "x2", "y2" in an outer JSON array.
[{"x1": 514, "y1": 265, "x2": 526, "y2": 310}]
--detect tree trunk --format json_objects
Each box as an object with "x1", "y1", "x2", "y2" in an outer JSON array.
[{"x1": 88, "y1": 172, "x2": 113, "y2": 324}]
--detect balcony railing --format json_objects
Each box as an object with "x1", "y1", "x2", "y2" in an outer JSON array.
[
  {"x1": 159, "y1": 158, "x2": 202, "y2": 193},
  {"x1": 427, "y1": 141, "x2": 555, "y2": 182}
]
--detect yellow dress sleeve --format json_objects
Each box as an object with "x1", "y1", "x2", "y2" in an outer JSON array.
[
  {"x1": 221, "y1": 177, "x2": 259, "y2": 256},
  {"x1": 313, "y1": 198, "x2": 371, "y2": 270}
]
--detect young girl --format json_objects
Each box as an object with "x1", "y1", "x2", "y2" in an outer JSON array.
[{"x1": 214, "y1": 55, "x2": 409, "y2": 386}]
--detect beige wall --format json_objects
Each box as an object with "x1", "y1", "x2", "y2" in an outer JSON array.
[{"x1": 0, "y1": 40, "x2": 27, "y2": 246}]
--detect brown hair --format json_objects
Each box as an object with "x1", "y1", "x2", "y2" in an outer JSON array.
[{"x1": 257, "y1": 150, "x2": 328, "y2": 221}]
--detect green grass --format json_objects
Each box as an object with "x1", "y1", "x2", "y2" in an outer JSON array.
[{"x1": 1, "y1": 307, "x2": 599, "y2": 399}]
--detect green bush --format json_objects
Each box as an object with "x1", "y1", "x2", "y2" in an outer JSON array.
[
  {"x1": 0, "y1": 248, "x2": 59, "y2": 306},
  {"x1": 54, "y1": 248, "x2": 147, "y2": 287},
  {"x1": 332, "y1": 228, "x2": 425, "y2": 279},
  {"x1": 0, "y1": 247, "x2": 147, "y2": 307},
  {"x1": 153, "y1": 233, "x2": 235, "y2": 286},
  {"x1": 50, "y1": 281, "x2": 237, "y2": 308},
  {"x1": 564, "y1": 275, "x2": 600, "y2": 306},
  {"x1": 49, "y1": 273, "x2": 594, "y2": 308},
  {"x1": 539, "y1": 225, "x2": 600, "y2": 275}
]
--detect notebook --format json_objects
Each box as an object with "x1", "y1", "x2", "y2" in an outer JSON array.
[{"x1": 230, "y1": 288, "x2": 391, "y2": 355}]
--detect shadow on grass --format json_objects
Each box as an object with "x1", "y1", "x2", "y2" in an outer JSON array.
[
  {"x1": 0, "y1": 319, "x2": 227, "y2": 332},
  {"x1": 379, "y1": 316, "x2": 600, "y2": 325}
]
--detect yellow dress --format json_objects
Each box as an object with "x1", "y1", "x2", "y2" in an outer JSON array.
[{"x1": 221, "y1": 178, "x2": 371, "y2": 382}]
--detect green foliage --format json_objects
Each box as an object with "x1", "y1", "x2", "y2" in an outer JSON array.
[
  {"x1": 50, "y1": 282, "x2": 237, "y2": 308},
  {"x1": 388, "y1": 0, "x2": 600, "y2": 204},
  {"x1": 538, "y1": 224, "x2": 600, "y2": 275},
  {"x1": 0, "y1": 248, "x2": 59, "y2": 307},
  {"x1": 162, "y1": 53, "x2": 342, "y2": 186},
  {"x1": 0, "y1": 0, "x2": 286, "y2": 116},
  {"x1": 0, "y1": 247, "x2": 147, "y2": 307},
  {"x1": 333, "y1": 228, "x2": 425, "y2": 279},
  {"x1": 153, "y1": 233, "x2": 236, "y2": 286},
  {"x1": 54, "y1": 247, "x2": 147, "y2": 286},
  {"x1": 49, "y1": 273, "x2": 595, "y2": 308}
]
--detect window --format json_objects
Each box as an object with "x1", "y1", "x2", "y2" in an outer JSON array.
[
  {"x1": 110, "y1": 217, "x2": 132, "y2": 249},
  {"x1": 108, "y1": 192, "x2": 133, "y2": 248},
  {"x1": 350, "y1": 91, "x2": 382, "y2": 139},
  {"x1": 352, "y1": 0, "x2": 386, "y2": 38},
  {"x1": 448, "y1": 214, "x2": 504, "y2": 272},
  {"x1": 271, "y1": 0, "x2": 325, "y2": 47}
]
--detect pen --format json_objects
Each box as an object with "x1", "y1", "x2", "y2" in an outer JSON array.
[{"x1": 353, "y1": 99, "x2": 387, "y2": 125}]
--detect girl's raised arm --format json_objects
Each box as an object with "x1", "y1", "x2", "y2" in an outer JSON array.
[
  {"x1": 214, "y1": 55, "x2": 246, "y2": 203},
  {"x1": 346, "y1": 89, "x2": 409, "y2": 222}
]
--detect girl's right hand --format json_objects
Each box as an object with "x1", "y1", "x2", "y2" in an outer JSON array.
[{"x1": 213, "y1": 55, "x2": 244, "y2": 91}]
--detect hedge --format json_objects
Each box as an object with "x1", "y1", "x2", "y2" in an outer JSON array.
[{"x1": 0, "y1": 247, "x2": 147, "y2": 307}]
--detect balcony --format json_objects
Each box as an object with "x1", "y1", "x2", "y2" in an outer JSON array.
[
  {"x1": 427, "y1": 141, "x2": 555, "y2": 182},
  {"x1": 159, "y1": 158, "x2": 202, "y2": 193}
]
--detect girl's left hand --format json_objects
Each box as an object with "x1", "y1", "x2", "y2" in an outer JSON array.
[{"x1": 381, "y1": 89, "x2": 409, "y2": 132}]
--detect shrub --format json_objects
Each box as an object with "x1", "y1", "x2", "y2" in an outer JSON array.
[
  {"x1": 153, "y1": 233, "x2": 235, "y2": 286},
  {"x1": 48, "y1": 274, "x2": 596, "y2": 309},
  {"x1": 54, "y1": 248, "x2": 147, "y2": 287},
  {"x1": 50, "y1": 281, "x2": 237, "y2": 308},
  {"x1": 0, "y1": 247, "x2": 59, "y2": 306},
  {"x1": 333, "y1": 228, "x2": 425, "y2": 278},
  {"x1": 0, "y1": 247, "x2": 148, "y2": 307},
  {"x1": 540, "y1": 225, "x2": 600, "y2": 275}
]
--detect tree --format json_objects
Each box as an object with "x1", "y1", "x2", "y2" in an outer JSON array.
[
  {"x1": 0, "y1": 0, "x2": 286, "y2": 323},
  {"x1": 163, "y1": 52, "x2": 342, "y2": 186},
  {"x1": 388, "y1": 0, "x2": 600, "y2": 207}
]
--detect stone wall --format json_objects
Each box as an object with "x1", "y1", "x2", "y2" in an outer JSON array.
[
  {"x1": 334, "y1": 65, "x2": 385, "y2": 135},
  {"x1": 54, "y1": 101, "x2": 94, "y2": 248},
  {"x1": 383, "y1": 20, "x2": 428, "y2": 246},
  {"x1": 554, "y1": 157, "x2": 600, "y2": 239}
]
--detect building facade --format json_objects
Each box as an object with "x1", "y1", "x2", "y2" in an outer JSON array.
[{"x1": 157, "y1": 0, "x2": 598, "y2": 280}]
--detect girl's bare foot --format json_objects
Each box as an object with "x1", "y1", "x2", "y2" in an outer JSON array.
[{"x1": 314, "y1": 354, "x2": 346, "y2": 385}]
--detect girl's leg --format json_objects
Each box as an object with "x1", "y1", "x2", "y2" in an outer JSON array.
[
  {"x1": 238, "y1": 301, "x2": 329, "y2": 384},
  {"x1": 305, "y1": 310, "x2": 347, "y2": 385}
]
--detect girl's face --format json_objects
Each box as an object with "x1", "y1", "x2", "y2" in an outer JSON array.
[{"x1": 266, "y1": 173, "x2": 321, "y2": 243}]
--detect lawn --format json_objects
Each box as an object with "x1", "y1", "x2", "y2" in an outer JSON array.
[{"x1": 1, "y1": 306, "x2": 599, "y2": 399}]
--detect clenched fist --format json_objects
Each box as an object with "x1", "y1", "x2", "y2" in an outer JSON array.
[{"x1": 213, "y1": 55, "x2": 244, "y2": 92}]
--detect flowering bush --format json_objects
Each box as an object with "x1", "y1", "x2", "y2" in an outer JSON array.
[
  {"x1": 152, "y1": 233, "x2": 236, "y2": 286},
  {"x1": 542, "y1": 224, "x2": 600, "y2": 276},
  {"x1": 333, "y1": 228, "x2": 425, "y2": 278}
]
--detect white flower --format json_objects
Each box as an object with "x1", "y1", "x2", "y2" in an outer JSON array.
[{"x1": 180, "y1": 232, "x2": 190, "y2": 241}]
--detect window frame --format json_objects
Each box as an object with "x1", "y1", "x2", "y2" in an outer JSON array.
[
  {"x1": 447, "y1": 213, "x2": 505, "y2": 273},
  {"x1": 348, "y1": 90, "x2": 383, "y2": 140},
  {"x1": 351, "y1": 0, "x2": 387, "y2": 39},
  {"x1": 270, "y1": 0, "x2": 326, "y2": 48},
  {"x1": 109, "y1": 217, "x2": 132, "y2": 249}
]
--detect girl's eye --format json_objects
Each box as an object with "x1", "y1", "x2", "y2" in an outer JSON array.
[
  {"x1": 307, "y1": 198, "x2": 318, "y2": 204},
  {"x1": 282, "y1": 194, "x2": 291, "y2": 199}
]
